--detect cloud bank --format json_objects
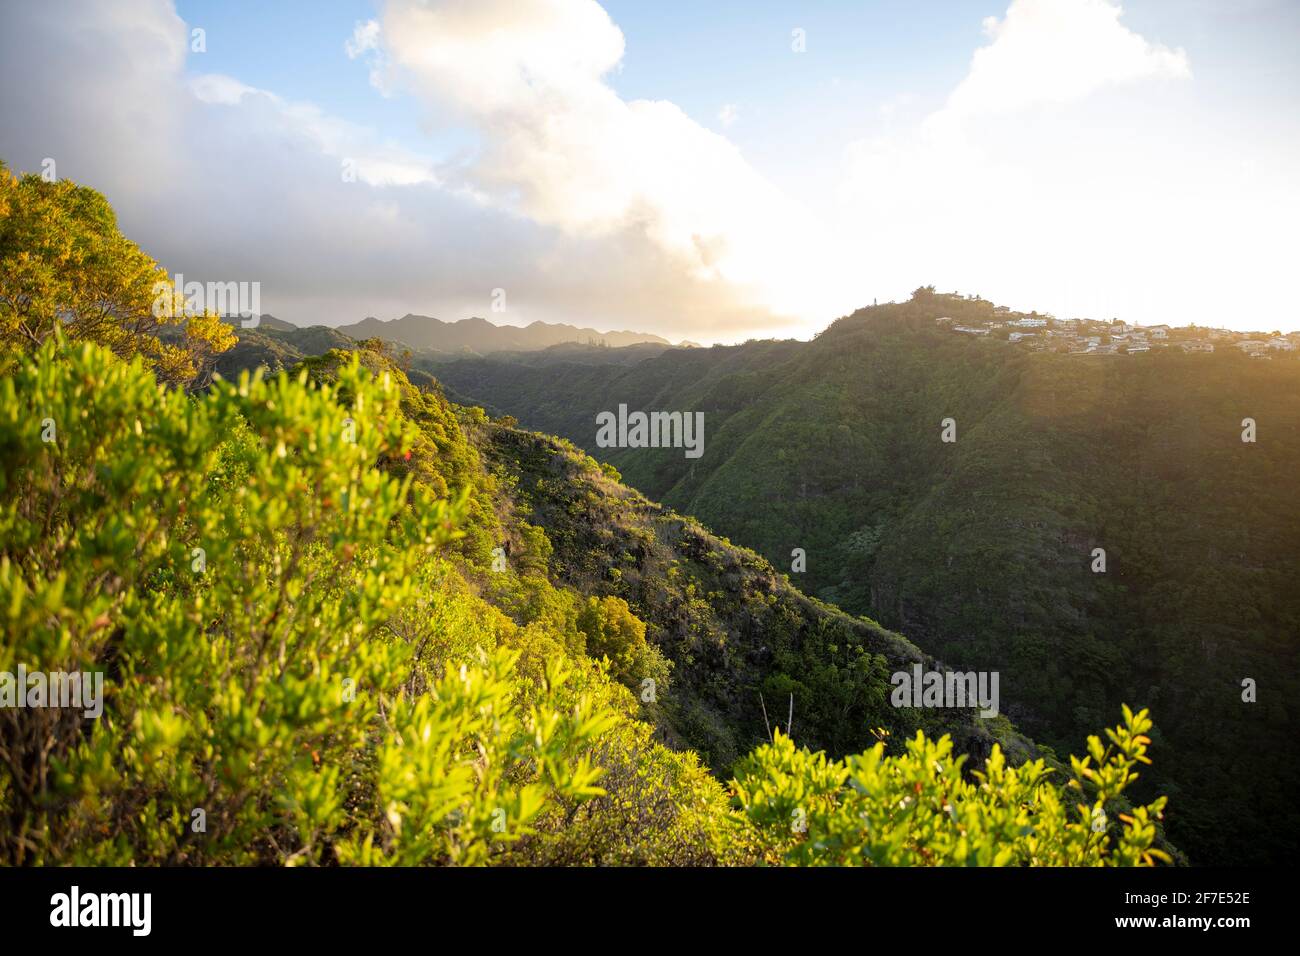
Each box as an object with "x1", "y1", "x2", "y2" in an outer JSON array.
[{"x1": 1, "y1": 0, "x2": 1295, "y2": 338}]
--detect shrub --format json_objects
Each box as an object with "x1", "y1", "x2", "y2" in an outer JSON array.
[{"x1": 731, "y1": 705, "x2": 1170, "y2": 866}]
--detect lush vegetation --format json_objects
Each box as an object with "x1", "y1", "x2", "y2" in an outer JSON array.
[
  {"x1": 432, "y1": 292, "x2": 1299, "y2": 865},
  {"x1": 0, "y1": 164, "x2": 1174, "y2": 866},
  {"x1": 476, "y1": 421, "x2": 1037, "y2": 775},
  {"x1": 0, "y1": 162, "x2": 234, "y2": 387},
  {"x1": 736, "y1": 706, "x2": 1169, "y2": 866},
  {"x1": 0, "y1": 337, "x2": 734, "y2": 865}
]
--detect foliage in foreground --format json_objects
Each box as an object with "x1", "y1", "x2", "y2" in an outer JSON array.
[
  {"x1": 0, "y1": 337, "x2": 1169, "y2": 866},
  {"x1": 0, "y1": 337, "x2": 738, "y2": 864},
  {"x1": 734, "y1": 707, "x2": 1169, "y2": 866}
]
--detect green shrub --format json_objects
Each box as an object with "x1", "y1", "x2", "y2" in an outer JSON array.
[
  {"x1": 732, "y1": 705, "x2": 1169, "y2": 866},
  {"x1": 0, "y1": 339, "x2": 637, "y2": 864}
]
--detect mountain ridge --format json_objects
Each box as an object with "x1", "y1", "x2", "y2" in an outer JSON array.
[
  {"x1": 423, "y1": 292, "x2": 1300, "y2": 865},
  {"x1": 337, "y1": 313, "x2": 682, "y2": 353},
  {"x1": 220, "y1": 312, "x2": 692, "y2": 355}
]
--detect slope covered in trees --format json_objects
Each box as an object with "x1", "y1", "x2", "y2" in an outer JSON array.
[{"x1": 431, "y1": 294, "x2": 1300, "y2": 865}]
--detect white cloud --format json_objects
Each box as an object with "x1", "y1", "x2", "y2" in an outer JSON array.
[
  {"x1": 834, "y1": 0, "x2": 1300, "y2": 330},
  {"x1": 718, "y1": 103, "x2": 739, "y2": 127},
  {"x1": 345, "y1": 19, "x2": 393, "y2": 96},
  {"x1": 345, "y1": 19, "x2": 381, "y2": 59},
  {"x1": 189, "y1": 73, "x2": 258, "y2": 105},
  {"x1": 943, "y1": 0, "x2": 1190, "y2": 121},
  {"x1": 190, "y1": 73, "x2": 436, "y2": 186},
  {"x1": 370, "y1": 0, "x2": 851, "y2": 322}
]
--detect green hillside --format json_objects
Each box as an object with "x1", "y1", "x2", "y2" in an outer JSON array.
[
  {"x1": 431, "y1": 293, "x2": 1300, "y2": 865},
  {"x1": 211, "y1": 325, "x2": 360, "y2": 381}
]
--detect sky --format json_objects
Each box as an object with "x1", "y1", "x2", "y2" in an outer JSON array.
[{"x1": 1, "y1": 0, "x2": 1298, "y2": 342}]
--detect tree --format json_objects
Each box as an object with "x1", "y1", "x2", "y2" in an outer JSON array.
[
  {"x1": 576, "y1": 595, "x2": 650, "y2": 686},
  {"x1": 0, "y1": 162, "x2": 234, "y2": 386}
]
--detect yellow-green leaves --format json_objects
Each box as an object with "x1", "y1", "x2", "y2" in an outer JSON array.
[
  {"x1": 732, "y1": 707, "x2": 1169, "y2": 867},
  {"x1": 0, "y1": 339, "x2": 654, "y2": 866},
  {"x1": 0, "y1": 166, "x2": 234, "y2": 386},
  {"x1": 0, "y1": 333, "x2": 1175, "y2": 868}
]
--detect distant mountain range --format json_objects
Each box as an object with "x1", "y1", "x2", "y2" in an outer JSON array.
[
  {"x1": 213, "y1": 313, "x2": 695, "y2": 389},
  {"x1": 336, "y1": 314, "x2": 682, "y2": 353},
  {"x1": 220, "y1": 313, "x2": 687, "y2": 355}
]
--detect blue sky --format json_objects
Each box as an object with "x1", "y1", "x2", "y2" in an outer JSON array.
[
  {"x1": 170, "y1": 0, "x2": 1041, "y2": 193},
  {"x1": 4, "y1": 0, "x2": 1299, "y2": 338},
  {"x1": 170, "y1": 0, "x2": 1298, "y2": 188}
]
